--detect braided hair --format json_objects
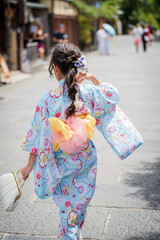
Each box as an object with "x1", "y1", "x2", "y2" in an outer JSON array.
[{"x1": 48, "y1": 43, "x2": 81, "y2": 118}]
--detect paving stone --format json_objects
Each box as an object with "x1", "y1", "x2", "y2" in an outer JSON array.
[
  {"x1": 97, "y1": 149, "x2": 124, "y2": 166},
  {"x1": 0, "y1": 202, "x2": 59, "y2": 237},
  {"x1": 139, "y1": 139, "x2": 160, "y2": 153},
  {"x1": 105, "y1": 209, "x2": 160, "y2": 240},
  {"x1": 0, "y1": 149, "x2": 29, "y2": 176},
  {"x1": 4, "y1": 235, "x2": 55, "y2": 240},
  {"x1": 0, "y1": 127, "x2": 29, "y2": 139},
  {"x1": 92, "y1": 130, "x2": 111, "y2": 152},
  {"x1": 21, "y1": 178, "x2": 36, "y2": 202},
  {"x1": 138, "y1": 126, "x2": 160, "y2": 141},
  {"x1": 91, "y1": 184, "x2": 160, "y2": 209},
  {"x1": 98, "y1": 150, "x2": 160, "y2": 167},
  {"x1": 0, "y1": 138, "x2": 22, "y2": 149},
  {"x1": 83, "y1": 206, "x2": 109, "y2": 239},
  {"x1": 0, "y1": 199, "x2": 107, "y2": 239},
  {"x1": 96, "y1": 164, "x2": 121, "y2": 185},
  {"x1": 120, "y1": 164, "x2": 160, "y2": 185}
]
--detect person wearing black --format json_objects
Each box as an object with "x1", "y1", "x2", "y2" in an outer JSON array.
[
  {"x1": 33, "y1": 25, "x2": 48, "y2": 59},
  {"x1": 52, "y1": 24, "x2": 68, "y2": 44},
  {"x1": 142, "y1": 25, "x2": 149, "y2": 52}
]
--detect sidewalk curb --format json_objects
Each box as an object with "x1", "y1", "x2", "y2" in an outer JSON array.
[{"x1": 0, "y1": 59, "x2": 49, "y2": 85}]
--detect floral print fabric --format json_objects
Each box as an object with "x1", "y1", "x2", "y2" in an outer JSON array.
[
  {"x1": 21, "y1": 79, "x2": 120, "y2": 199},
  {"x1": 21, "y1": 79, "x2": 142, "y2": 239}
]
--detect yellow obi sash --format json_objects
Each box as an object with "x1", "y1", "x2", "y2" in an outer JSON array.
[{"x1": 48, "y1": 113, "x2": 96, "y2": 153}]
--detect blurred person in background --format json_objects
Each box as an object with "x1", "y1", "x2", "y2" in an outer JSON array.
[
  {"x1": 96, "y1": 25, "x2": 110, "y2": 55},
  {"x1": 132, "y1": 23, "x2": 143, "y2": 52},
  {"x1": 142, "y1": 24, "x2": 150, "y2": 52},
  {"x1": 33, "y1": 25, "x2": 48, "y2": 59},
  {"x1": 148, "y1": 22, "x2": 156, "y2": 45},
  {"x1": 29, "y1": 21, "x2": 39, "y2": 41},
  {"x1": 156, "y1": 29, "x2": 160, "y2": 41},
  {"x1": 52, "y1": 24, "x2": 69, "y2": 44}
]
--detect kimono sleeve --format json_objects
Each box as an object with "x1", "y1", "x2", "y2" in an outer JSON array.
[
  {"x1": 21, "y1": 93, "x2": 49, "y2": 154},
  {"x1": 93, "y1": 82, "x2": 119, "y2": 118},
  {"x1": 93, "y1": 83, "x2": 143, "y2": 160},
  {"x1": 80, "y1": 82, "x2": 119, "y2": 118}
]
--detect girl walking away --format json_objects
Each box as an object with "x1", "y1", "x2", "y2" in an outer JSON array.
[{"x1": 21, "y1": 43, "x2": 143, "y2": 239}]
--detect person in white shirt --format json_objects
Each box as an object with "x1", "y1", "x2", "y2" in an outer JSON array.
[{"x1": 133, "y1": 23, "x2": 143, "y2": 52}]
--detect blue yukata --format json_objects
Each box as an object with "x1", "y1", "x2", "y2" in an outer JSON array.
[{"x1": 21, "y1": 79, "x2": 143, "y2": 239}]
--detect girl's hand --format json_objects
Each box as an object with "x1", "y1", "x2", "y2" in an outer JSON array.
[
  {"x1": 21, "y1": 164, "x2": 33, "y2": 180},
  {"x1": 77, "y1": 72, "x2": 101, "y2": 86},
  {"x1": 77, "y1": 72, "x2": 93, "y2": 82}
]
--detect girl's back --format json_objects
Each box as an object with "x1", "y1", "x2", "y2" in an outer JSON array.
[{"x1": 20, "y1": 43, "x2": 142, "y2": 240}]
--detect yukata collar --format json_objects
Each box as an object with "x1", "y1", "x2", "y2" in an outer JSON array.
[{"x1": 58, "y1": 78, "x2": 66, "y2": 87}]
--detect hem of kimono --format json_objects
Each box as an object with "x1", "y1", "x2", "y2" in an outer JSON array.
[{"x1": 34, "y1": 185, "x2": 52, "y2": 200}]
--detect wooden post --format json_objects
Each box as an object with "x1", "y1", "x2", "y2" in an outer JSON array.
[
  {"x1": 50, "y1": 0, "x2": 54, "y2": 46},
  {"x1": 17, "y1": 0, "x2": 27, "y2": 71},
  {"x1": 6, "y1": 0, "x2": 11, "y2": 69}
]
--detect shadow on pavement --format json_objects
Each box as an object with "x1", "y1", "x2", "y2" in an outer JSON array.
[
  {"x1": 123, "y1": 157, "x2": 160, "y2": 208},
  {"x1": 126, "y1": 232, "x2": 160, "y2": 240}
]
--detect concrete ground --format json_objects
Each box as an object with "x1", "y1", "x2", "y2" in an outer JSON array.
[{"x1": 0, "y1": 36, "x2": 160, "y2": 240}]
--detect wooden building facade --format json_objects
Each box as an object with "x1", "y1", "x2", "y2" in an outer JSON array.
[
  {"x1": 0, "y1": 0, "x2": 79, "y2": 72},
  {"x1": 40, "y1": 0, "x2": 79, "y2": 45}
]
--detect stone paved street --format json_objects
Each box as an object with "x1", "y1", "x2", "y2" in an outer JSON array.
[{"x1": 0, "y1": 36, "x2": 160, "y2": 240}]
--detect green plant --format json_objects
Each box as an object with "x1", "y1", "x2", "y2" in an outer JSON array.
[
  {"x1": 78, "y1": 15, "x2": 93, "y2": 49},
  {"x1": 70, "y1": 0, "x2": 118, "y2": 18}
]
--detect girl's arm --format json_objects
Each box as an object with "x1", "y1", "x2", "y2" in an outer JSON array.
[
  {"x1": 77, "y1": 72, "x2": 101, "y2": 86},
  {"x1": 21, "y1": 153, "x2": 37, "y2": 180}
]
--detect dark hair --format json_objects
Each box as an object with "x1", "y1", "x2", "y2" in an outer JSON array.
[{"x1": 49, "y1": 43, "x2": 81, "y2": 118}]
